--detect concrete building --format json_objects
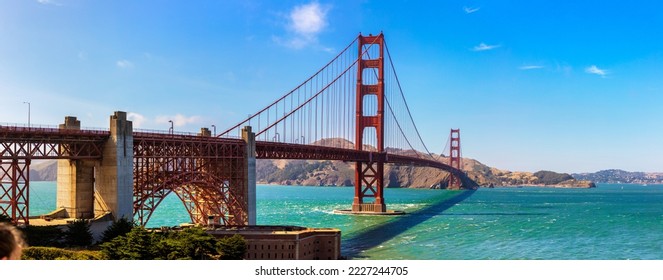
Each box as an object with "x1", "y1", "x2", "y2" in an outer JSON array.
[{"x1": 207, "y1": 225, "x2": 341, "y2": 260}]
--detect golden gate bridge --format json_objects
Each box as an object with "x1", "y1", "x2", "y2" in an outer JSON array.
[{"x1": 0, "y1": 33, "x2": 475, "y2": 227}]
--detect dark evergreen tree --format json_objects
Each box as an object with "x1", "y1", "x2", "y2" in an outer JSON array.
[
  {"x1": 101, "y1": 217, "x2": 134, "y2": 243},
  {"x1": 64, "y1": 219, "x2": 93, "y2": 247},
  {"x1": 217, "y1": 234, "x2": 247, "y2": 260},
  {"x1": 155, "y1": 227, "x2": 220, "y2": 260},
  {"x1": 101, "y1": 227, "x2": 158, "y2": 260}
]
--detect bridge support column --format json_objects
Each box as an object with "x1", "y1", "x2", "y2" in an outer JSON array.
[
  {"x1": 448, "y1": 129, "x2": 462, "y2": 189},
  {"x1": 96, "y1": 112, "x2": 134, "y2": 221},
  {"x1": 352, "y1": 33, "x2": 387, "y2": 213},
  {"x1": 56, "y1": 116, "x2": 95, "y2": 219},
  {"x1": 242, "y1": 126, "x2": 256, "y2": 225}
]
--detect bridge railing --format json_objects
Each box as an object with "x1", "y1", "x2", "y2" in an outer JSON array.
[
  {"x1": 132, "y1": 128, "x2": 242, "y2": 139},
  {"x1": 0, "y1": 123, "x2": 110, "y2": 136}
]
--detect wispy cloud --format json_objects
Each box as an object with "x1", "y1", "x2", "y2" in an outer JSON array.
[
  {"x1": 156, "y1": 114, "x2": 202, "y2": 127},
  {"x1": 37, "y1": 0, "x2": 61, "y2": 6},
  {"x1": 519, "y1": 65, "x2": 544, "y2": 70},
  {"x1": 127, "y1": 112, "x2": 147, "y2": 128},
  {"x1": 127, "y1": 113, "x2": 203, "y2": 129},
  {"x1": 464, "y1": 6, "x2": 480, "y2": 14},
  {"x1": 274, "y1": 1, "x2": 331, "y2": 50},
  {"x1": 472, "y1": 42, "x2": 500, "y2": 52},
  {"x1": 585, "y1": 65, "x2": 608, "y2": 77},
  {"x1": 116, "y1": 59, "x2": 134, "y2": 69}
]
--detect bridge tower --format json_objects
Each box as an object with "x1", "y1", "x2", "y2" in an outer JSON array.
[
  {"x1": 449, "y1": 129, "x2": 462, "y2": 188},
  {"x1": 353, "y1": 33, "x2": 386, "y2": 212}
]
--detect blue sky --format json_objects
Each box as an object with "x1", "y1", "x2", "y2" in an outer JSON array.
[{"x1": 1, "y1": 0, "x2": 662, "y2": 173}]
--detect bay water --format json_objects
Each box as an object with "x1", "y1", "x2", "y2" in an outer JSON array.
[{"x1": 28, "y1": 182, "x2": 663, "y2": 259}]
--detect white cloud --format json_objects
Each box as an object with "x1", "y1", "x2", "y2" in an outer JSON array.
[
  {"x1": 585, "y1": 65, "x2": 608, "y2": 77},
  {"x1": 127, "y1": 112, "x2": 147, "y2": 128},
  {"x1": 116, "y1": 59, "x2": 134, "y2": 69},
  {"x1": 290, "y1": 2, "x2": 328, "y2": 35},
  {"x1": 519, "y1": 65, "x2": 544, "y2": 70},
  {"x1": 275, "y1": 1, "x2": 331, "y2": 50},
  {"x1": 472, "y1": 42, "x2": 500, "y2": 51},
  {"x1": 464, "y1": 6, "x2": 480, "y2": 14},
  {"x1": 156, "y1": 114, "x2": 202, "y2": 127}
]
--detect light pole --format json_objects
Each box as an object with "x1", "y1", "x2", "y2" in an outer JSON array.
[
  {"x1": 23, "y1": 102, "x2": 30, "y2": 127},
  {"x1": 168, "y1": 120, "x2": 173, "y2": 134},
  {"x1": 211, "y1": 125, "x2": 216, "y2": 136}
]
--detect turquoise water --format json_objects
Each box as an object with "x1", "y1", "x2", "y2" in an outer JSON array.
[{"x1": 28, "y1": 182, "x2": 663, "y2": 259}]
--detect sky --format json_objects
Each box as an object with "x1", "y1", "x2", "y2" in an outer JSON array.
[{"x1": 1, "y1": 0, "x2": 662, "y2": 173}]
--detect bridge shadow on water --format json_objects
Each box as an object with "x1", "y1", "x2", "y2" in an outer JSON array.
[{"x1": 342, "y1": 190, "x2": 477, "y2": 259}]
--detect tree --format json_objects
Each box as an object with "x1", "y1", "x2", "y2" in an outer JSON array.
[
  {"x1": 101, "y1": 226, "x2": 225, "y2": 260},
  {"x1": 217, "y1": 234, "x2": 247, "y2": 260},
  {"x1": 101, "y1": 217, "x2": 134, "y2": 243},
  {"x1": 64, "y1": 219, "x2": 93, "y2": 247},
  {"x1": 101, "y1": 227, "x2": 158, "y2": 260},
  {"x1": 155, "y1": 227, "x2": 220, "y2": 260}
]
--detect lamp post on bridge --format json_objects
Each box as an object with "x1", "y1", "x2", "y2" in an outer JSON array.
[
  {"x1": 22, "y1": 101, "x2": 30, "y2": 127},
  {"x1": 168, "y1": 120, "x2": 173, "y2": 134}
]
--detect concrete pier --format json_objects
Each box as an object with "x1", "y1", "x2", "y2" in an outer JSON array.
[
  {"x1": 55, "y1": 112, "x2": 134, "y2": 221},
  {"x1": 56, "y1": 117, "x2": 95, "y2": 219},
  {"x1": 97, "y1": 111, "x2": 134, "y2": 221}
]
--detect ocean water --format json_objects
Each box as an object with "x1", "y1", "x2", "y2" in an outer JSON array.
[{"x1": 28, "y1": 182, "x2": 663, "y2": 259}]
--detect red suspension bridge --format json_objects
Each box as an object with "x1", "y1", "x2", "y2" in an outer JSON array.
[{"x1": 0, "y1": 33, "x2": 475, "y2": 227}]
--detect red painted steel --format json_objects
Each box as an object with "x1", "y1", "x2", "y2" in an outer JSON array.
[
  {"x1": 449, "y1": 129, "x2": 462, "y2": 188},
  {"x1": 132, "y1": 132, "x2": 247, "y2": 226},
  {"x1": 255, "y1": 142, "x2": 465, "y2": 177},
  {"x1": 0, "y1": 126, "x2": 108, "y2": 224},
  {"x1": 354, "y1": 33, "x2": 386, "y2": 212}
]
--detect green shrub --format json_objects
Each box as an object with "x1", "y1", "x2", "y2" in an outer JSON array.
[
  {"x1": 21, "y1": 225, "x2": 63, "y2": 247},
  {"x1": 22, "y1": 247, "x2": 102, "y2": 260}
]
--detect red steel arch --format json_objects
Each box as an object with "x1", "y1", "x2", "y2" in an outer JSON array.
[{"x1": 132, "y1": 132, "x2": 247, "y2": 226}]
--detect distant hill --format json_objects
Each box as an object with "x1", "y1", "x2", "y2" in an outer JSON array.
[
  {"x1": 572, "y1": 169, "x2": 663, "y2": 184},
  {"x1": 258, "y1": 155, "x2": 595, "y2": 189},
  {"x1": 27, "y1": 147, "x2": 596, "y2": 189},
  {"x1": 30, "y1": 160, "x2": 57, "y2": 181}
]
